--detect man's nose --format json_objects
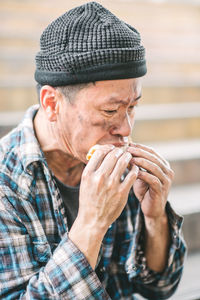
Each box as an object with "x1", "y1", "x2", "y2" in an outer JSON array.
[{"x1": 110, "y1": 113, "x2": 133, "y2": 137}]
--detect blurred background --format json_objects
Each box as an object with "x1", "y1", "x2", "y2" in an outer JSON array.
[{"x1": 0, "y1": 0, "x2": 200, "y2": 298}]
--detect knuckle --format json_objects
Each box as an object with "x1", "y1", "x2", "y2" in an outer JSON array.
[
  {"x1": 148, "y1": 146, "x2": 155, "y2": 154},
  {"x1": 152, "y1": 177, "x2": 160, "y2": 186},
  {"x1": 118, "y1": 186, "x2": 125, "y2": 197},
  {"x1": 130, "y1": 172, "x2": 138, "y2": 181},
  {"x1": 169, "y1": 168, "x2": 175, "y2": 180},
  {"x1": 164, "y1": 177, "x2": 171, "y2": 187},
  {"x1": 107, "y1": 178, "x2": 114, "y2": 189},
  {"x1": 94, "y1": 171, "x2": 106, "y2": 183},
  {"x1": 165, "y1": 167, "x2": 175, "y2": 181}
]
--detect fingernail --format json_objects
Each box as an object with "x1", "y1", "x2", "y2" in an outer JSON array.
[
  {"x1": 125, "y1": 152, "x2": 132, "y2": 163},
  {"x1": 124, "y1": 137, "x2": 129, "y2": 143},
  {"x1": 134, "y1": 165, "x2": 139, "y2": 175},
  {"x1": 115, "y1": 148, "x2": 123, "y2": 158}
]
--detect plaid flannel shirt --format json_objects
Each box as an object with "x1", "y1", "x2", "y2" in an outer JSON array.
[{"x1": 0, "y1": 105, "x2": 186, "y2": 300}]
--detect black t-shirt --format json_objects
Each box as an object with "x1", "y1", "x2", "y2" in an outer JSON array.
[{"x1": 54, "y1": 177, "x2": 79, "y2": 230}]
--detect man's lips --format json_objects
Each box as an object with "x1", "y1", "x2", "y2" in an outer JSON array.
[{"x1": 112, "y1": 143, "x2": 127, "y2": 147}]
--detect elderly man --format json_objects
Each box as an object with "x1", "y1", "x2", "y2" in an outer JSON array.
[{"x1": 0, "y1": 2, "x2": 186, "y2": 299}]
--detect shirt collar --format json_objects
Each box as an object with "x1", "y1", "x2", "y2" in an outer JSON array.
[{"x1": 18, "y1": 104, "x2": 47, "y2": 174}]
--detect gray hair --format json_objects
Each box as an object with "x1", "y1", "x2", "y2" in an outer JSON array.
[{"x1": 36, "y1": 82, "x2": 92, "y2": 103}]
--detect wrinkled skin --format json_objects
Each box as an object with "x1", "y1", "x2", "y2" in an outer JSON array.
[{"x1": 34, "y1": 78, "x2": 174, "y2": 271}]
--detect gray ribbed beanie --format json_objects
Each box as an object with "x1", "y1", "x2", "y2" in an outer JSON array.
[{"x1": 35, "y1": 2, "x2": 147, "y2": 86}]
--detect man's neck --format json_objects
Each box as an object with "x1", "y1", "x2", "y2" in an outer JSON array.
[
  {"x1": 33, "y1": 108, "x2": 85, "y2": 186},
  {"x1": 44, "y1": 149, "x2": 85, "y2": 186}
]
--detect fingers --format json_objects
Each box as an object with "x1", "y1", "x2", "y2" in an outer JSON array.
[
  {"x1": 120, "y1": 164, "x2": 139, "y2": 190},
  {"x1": 86, "y1": 144, "x2": 115, "y2": 171},
  {"x1": 137, "y1": 170, "x2": 162, "y2": 194},
  {"x1": 106, "y1": 151, "x2": 133, "y2": 181},
  {"x1": 86, "y1": 145, "x2": 139, "y2": 190},
  {"x1": 96, "y1": 149, "x2": 135, "y2": 185},
  {"x1": 129, "y1": 142, "x2": 169, "y2": 166},
  {"x1": 128, "y1": 143, "x2": 174, "y2": 181}
]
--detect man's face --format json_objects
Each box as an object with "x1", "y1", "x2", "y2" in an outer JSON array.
[{"x1": 57, "y1": 78, "x2": 142, "y2": 163}]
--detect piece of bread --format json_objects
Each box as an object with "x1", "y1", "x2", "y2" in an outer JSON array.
[
  {"x1": 86, "y1": 144, "x2": 130, "y2": 161},
  {"x1": 86, "y1": 145, "x2": 99, "y2": 160}
]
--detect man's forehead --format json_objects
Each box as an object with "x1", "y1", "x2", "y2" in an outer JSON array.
[
  {"x1": 76, "y1": 78, "x2": 142, "y2": 106},
  {"x1": 99, "y1": 78, "x2": 142, "y2": 104},
  {"x1": 106, "y1": 94, "x2": 142, "y2": 105},
  {"x1": 96, "y1": 77, "x2": 141, "y2": 91}
]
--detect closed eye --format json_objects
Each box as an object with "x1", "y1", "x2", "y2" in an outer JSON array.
[
  {"x1": 128, "y1": 105, "x2": 136, "y2": 112},
  {"x1": 104, "y1": 110, "x2": 117, "y2": 115}
]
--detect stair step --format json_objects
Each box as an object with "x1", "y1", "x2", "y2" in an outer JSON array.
[
  {"x1": 143, "y1": 86, "x2": 200, "y2": 104},
  {"x1": 1, "y1": 63, "x2": 199, "y2": 88},
  {"x1": 170, "y1": 251, "x2": 200, "y2": 300},
  {"x1": 169, "y1": 183, "x2": 200, "y2": 253},
  {"x1": 136, "y1": 102, "x2": 200, "y2": 121},
  {"x1": 0, "y1": 109, "x2": 199, "y2": 187},
  {"x1": 148, "y1": 139, "x2": 200, "y2": 162},
  {"x1": 136, "y1": 251, "x2": 200, "y2": 300},
  {"x1": 1, "y1": 0, "x2": 200, "y2": 74},
  {"x1": 0, "y1": 85, "x2": 200, "y2": 112},
  {"x1": 169, "y1": 183, "x2": 200, "y2": 215},
  {"x1": 0, "y1": 87, "x2": 37, "y2": 111},
  {"x1": 133, "y1": 102, "x2": 200, "y2": 142},
  {"x1": 138, "y1": 183, "x2": 200, "y2": 299}
]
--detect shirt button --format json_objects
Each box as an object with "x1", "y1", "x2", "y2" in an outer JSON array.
[
  {"x1": 127, "y1": 265, "x2": 137, "y2": 273},
  {"x1": 100, "y1": 267, "x2": 106, "y2": 272}
]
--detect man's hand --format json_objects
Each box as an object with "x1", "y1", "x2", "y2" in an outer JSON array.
[
  {"x1": 128, "y1": 143, "x2": 174, "y2": 220},
  {"x1": 79, "y1": 145, "x2": 139, "y2": 230},
  {"x1": 69, "y1": 144, "x2": 139, "y2": 269},
  {"x1": 128, "y1": 143, "x2": 174, "y2": 272}
]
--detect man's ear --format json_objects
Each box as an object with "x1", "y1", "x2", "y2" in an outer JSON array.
[{"x1": 40, "y1": 85, "x2": 59, "y2": 122}]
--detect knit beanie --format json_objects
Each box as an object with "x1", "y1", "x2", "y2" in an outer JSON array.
[{"x1": 35, "y1": 2, "x2": 147, "y2": 86}]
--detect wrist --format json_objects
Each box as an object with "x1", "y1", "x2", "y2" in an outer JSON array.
[
  {"x1": 144, "y1": 213, "x2": 170, "y2": 272},
  {"x1": 69, "y1": 217, "x2": 106, "y2": 243},
  {"x1": 144, "y1": 213, "x2": 169, "y2": 236},
  {"x1": 68, "y1": 217, "x2": 106, "y2": 269}
]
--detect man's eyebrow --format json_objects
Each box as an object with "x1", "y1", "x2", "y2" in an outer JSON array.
[
  {"x1": 107, "y1": 94, "x2": 142, "y2": 104},
  {"x1": 135, "y1": 94, "x2": 142, "y2": 101}
]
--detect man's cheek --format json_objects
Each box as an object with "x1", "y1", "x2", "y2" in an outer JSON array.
[{"x1": 91, "y1": 118, "x2": 113, "y2": 131}]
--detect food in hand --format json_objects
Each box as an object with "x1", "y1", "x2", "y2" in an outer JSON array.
[
  {"x1": 86, "y1": 145, "x2": 99, "y2": 160},
  {"x1": 86, "y1": 144, "x2": 131, "y2": 164}
]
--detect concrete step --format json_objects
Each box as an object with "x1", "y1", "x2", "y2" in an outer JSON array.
[
  {"x1": 0, "y1": 109, "x2": 199, "y2": 187},
  {"x1": 137, "y1": 182, "x2": 200, "y2": 299},
  {"x1": 143, "y1": 86, "x2": 200, "y2": 104},
  {"x1": 1, "y1": 54, "x2": 199, "y2": 88},
  {"x1": 1, "y1": 104, "x2": 200, "y2": 143},
  {"x1": 169, "y1": 183, "x2": 200, "y2": 253},
  {"x1": 0, "y1": 111, "x2": 25, "y2": 138},
  {"x1": 0, "y1": 86, "x2": 37, "y2": 112},
  {"x1": 143, "y1": 62, "x2": 200, "y2": 87},
  {"x1": 133, "y1": 102, "x2": 200, "y2": 143},
  {"x1": 137, "y1": 251, "x2": 200, "y2": 300},
  {"x1": 170, "y1": 251, "x2": 200, "y2": 300},
  {"x1": 1, "y1": 0, "x2": 199, "y2": 80},
  {"x1": 2, "y1": 0, "x2": 200, "y2": 42},
  {"x1": 1, "y1": 0, "x2": 200, "y2": 110},
  {"x1": 0, "y1": 84, "x2": 200, "y2": 112}
]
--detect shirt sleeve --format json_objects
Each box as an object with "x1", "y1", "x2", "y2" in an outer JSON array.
[
  {"x1": 125, "y1": 201, "x2": 187, "y2": 300},
  {"x1": 0, "y1": 195, "x2": 110, "y2": 300}
]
